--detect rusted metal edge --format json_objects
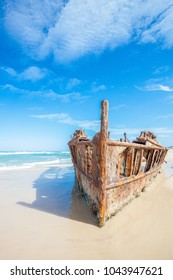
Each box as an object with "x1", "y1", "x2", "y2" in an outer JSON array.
[
  {"x1": 107, "y1": 140, "x2": 167, "y2": 151},
  {"x1": 106, "y1": 165, "x2": 161, "y2": 190},
  {"x1": 99, "y1": 100, "x2": 108, "y2": 226},
  {"x1": 70, "y1": 138, "x2": 167, "y2": 151},
  {"x1": 70, "y1": 141, "x2": 92, "y2": 146},
  {"x1": 72, "y1": 140, "x2": 166, "y2": 150},
  {"x1": 146, "y1": 138, "x2": 164, "y2": 148}
]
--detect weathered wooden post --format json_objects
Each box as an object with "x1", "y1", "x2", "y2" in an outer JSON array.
[{"x1": 99, "y1": 100, "x2": 108, "y2": 226}]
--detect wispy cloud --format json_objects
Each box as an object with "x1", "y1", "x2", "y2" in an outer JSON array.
[
  {"x1": 4, "y1": 0, "x2": 64, "y2": 57},
  {"x1": 140, "y1": 2, "x2": 173, "y2": 48},
  {"x1": 155, "y1": 114, "x2": 173, "y2": 120},
  {"x1": 28, "y1": 107, "x2": 43, "y2": 111},
  {"x1": 110, "y1": 128, "x2": 141, "y2": 137},
  {"x1": 20, "y1": 66, "x2": 48, "y2": 82},
  {"x1": 157, "y1": 135, "x2": 169, "y2": 138},
  {"x1": 4, "y1": 1, "x2": 173, "y2": 62},
  {"x1": 153, "y1": 65, "x2": 170, "y2": 75},
  {"x1": 153, "y1": 127, "x2": 173, "y2": 134},
  {"x1": 110, "y1": 127, "x2": 173, "y2": 138},
  {"x1": 137, "y1": 84, "x2": 173, "y2": 92},
  {"x1": 0, "y1": 84, "x2": 88, "y2": 103},
  {"x1": 66, "y1": 78, "x2": 82, "y2": 90},
  {"x1": 30, "y1": 113, "x2": 100, "y2": 131},
  {"x1": 91, "y1": 83, "x2": 107, "y2": 93},
  {"x1": 111, "y1": 104, "x2": 126, "y2": 110},
  {"x1": 0, "y1": 66, "x2": 17, "y2": 76},
  {"x1": 0, "y1": 65, "x2": 48, "y2": 82},
  {"x1": 136, "y1": 77, "x2": 173, "y2": 92}
]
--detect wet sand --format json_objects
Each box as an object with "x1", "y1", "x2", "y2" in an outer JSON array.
[{"x1": 0, "y1": 151, "x2": 173, "y2": 260}]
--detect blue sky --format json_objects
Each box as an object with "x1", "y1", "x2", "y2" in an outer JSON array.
[{"x1": 0, "y1": 0, "x2": 173, "y2": 151}]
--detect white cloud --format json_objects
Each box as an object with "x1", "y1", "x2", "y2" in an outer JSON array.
[
  {"x1": 30, "y1": 113, "x2": 100, "y2": 131},
  {"x1": 1, "y1": 84, "x2": 18, "y2": 92},
  {"x1": 140, "y1": 84, "x2": 173, "y2": 92},
  {"x1": 4, "y1": 0, "x2": 64, "y2": 57},
  {"x1": 153, "y1": 65, "x2": 170, "y2": 75},
  {"x1": 0, "y1": 84, "x2": 87, "y2": 102},
  {"x1": 45, "y1": 0, "x2": 135, "y2": 62},
  {"x1": 157, "y1": 134, "x2": 169, "y2": 138},
  {"x1": 28, "y1": 107, "x2": 43, "y2": 111},
  {"x1": 111, "y1": 104, "x2": 126, "y2": 110},
  {"x1": 0, "y1": 65, "x2": 48, "y2": 81},
  {"x1": 0, "y1": 66, "x2": 17, "y2": 76},
  {"x1": 110, "y1": 126, "x2": 173, "y2": 138},
  {"x1": 153, "y1": 127, "x2": 173, "y2": 134},
  {"x1": 54, "y1": 91, "x2": 88, "y2": 103},
  {"x1": 155, "y1": 114, "x2": 173, "y2": 120},
  {"x1": 140, "y1": 3, "x2": 173, "y2": 48},
  {"x1": 4, "y1": 0, "x2": 173, "y2": 62},
  {"x1": 136, "y1": 78, "x2": 173, "y2": 92},
  {"x1": 91, "y1": 84, "x2": 107, "y2": 93},
  {"x1": 20, "y1": 66, "x2": 47, "y2": 81},
  {"x1": 110, "y1": 128, "x2": 140, "y2": 136},
  {"x1": 66, "y1": 78, "x2": 82, "y2": 90}
]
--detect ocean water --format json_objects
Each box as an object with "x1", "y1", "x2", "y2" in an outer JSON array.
[{"x1": 0, "y1": 151, "x2": 72, "y2": 170}]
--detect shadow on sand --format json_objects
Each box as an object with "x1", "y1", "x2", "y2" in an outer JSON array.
[{"x1": 17, "y1": 166, "x2": 97, "y2": 226}]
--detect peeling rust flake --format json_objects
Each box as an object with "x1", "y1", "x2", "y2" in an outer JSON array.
[{"x1": 68, "y1": 100, "x2": 168, "y2": 227}]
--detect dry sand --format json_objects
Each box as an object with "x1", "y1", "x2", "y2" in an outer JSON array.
[{"x1": 0, "y1": 151, "x2": 173, "y2": 260}]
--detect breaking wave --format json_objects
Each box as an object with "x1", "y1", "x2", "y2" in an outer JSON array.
[{"x1": 0, "y1": 151, "x2": 72, "y2": 171}]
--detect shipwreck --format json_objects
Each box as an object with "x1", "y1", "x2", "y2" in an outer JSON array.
[{"x1": 68, "y1": 100, "x2": 168, "y2": 226}]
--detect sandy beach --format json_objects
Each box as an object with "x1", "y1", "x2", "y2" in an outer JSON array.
[{"x1": 0, "y1": 150, "x2": 173, "y2": 260}]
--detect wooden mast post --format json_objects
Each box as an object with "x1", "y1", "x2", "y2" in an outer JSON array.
[{"x1": 99, "y1": 100, "x2": 108, "y2": 226}]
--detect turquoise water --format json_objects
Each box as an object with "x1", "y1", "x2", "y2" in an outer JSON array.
[{"x1": 0, "y1": 151, "x2": 72, "y2": 170}]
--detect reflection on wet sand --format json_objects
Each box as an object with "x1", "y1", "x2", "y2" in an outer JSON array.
[{"x1": 17, "y1": 166, "x2": 97, "y2": 226}]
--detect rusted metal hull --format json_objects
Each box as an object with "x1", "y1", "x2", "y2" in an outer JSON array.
[{"x1": 68, "y1": 101, "x2": 168, "y2": 226}]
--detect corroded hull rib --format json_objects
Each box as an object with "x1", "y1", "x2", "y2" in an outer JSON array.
[{"x1": 68, "y1": 100, "x2": 168, "y2": 226}]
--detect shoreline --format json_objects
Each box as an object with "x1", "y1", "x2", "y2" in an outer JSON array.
[{"x1": 0, "y1": 151, "x2": 173, "y2": 260}]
